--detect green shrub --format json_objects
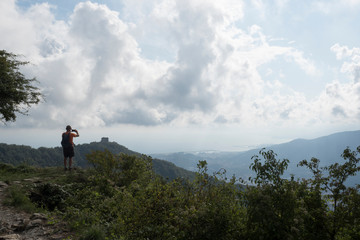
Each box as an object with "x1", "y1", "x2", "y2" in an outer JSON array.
[
  {"x1": 79, "y1": 225, "x2": 106, "y2": 240},
  {"x1": 5, "y1": 185, "x2": 37, "y2": 212},
  {"x1": 86, "y1": 150, "x2": 153, "y2": 187},
  {"x1": 29, "y1": 183, "x2": 69, "y2": 211},
  {"x1": 0, "y1": 162, "x2": 14, "y2": 171}
]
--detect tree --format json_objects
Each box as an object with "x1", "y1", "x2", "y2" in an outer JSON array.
[
  {"x1": 299, "y1": 146, "x2": 360, "y2": 240},
  {"x1": 245, "y1": 149, "x2": 300, "y2": 239},
  {"x1": 0, "y1": 50, "x2": 42, "y2": 122},
  {"x1": 86, "y1": 150, "x2": 154, "y2": 187}
]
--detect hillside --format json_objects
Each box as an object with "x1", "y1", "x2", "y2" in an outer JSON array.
[
  {"x1": 1, "y1": 143, "x2": 359, "y2": 240},
  {"x1": 0, "y1": 140, "x2": 195, "y2": 181},
  {"x1": 151, "y1": 130, "x2": 360, "y2": 184}
]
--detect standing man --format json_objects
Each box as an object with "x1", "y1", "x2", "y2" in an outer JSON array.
[{"x1": 61, "y1": 125, "x2": 79, "y2": 171}]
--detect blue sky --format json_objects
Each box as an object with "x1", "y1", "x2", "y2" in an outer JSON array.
[{"x1": 0, "y1": 0, "x2": 359, "y2": 153}]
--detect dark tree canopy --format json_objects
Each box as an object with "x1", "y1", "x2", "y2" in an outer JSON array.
[{"x1": 0, "y1": 50, "x2": 42, "y2": 122}]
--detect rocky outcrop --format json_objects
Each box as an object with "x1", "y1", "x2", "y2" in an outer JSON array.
[{"x1": 0, "y1": 181, "x2": 73, "y2": 240}]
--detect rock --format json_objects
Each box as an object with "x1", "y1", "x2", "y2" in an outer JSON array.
[
  {"x1": 30, "y1": 213, "x2": 47, "y2": 220},
  {"x1": 10, "y1": 221, "x2": 26, "y2": 232},
  {"x1": 0, "y1": 234, "x2": 21, "y2": 240},
  {"x1": 0, "y1": 181, "x2": 74, "y2": 240},
  {"x1": 50, "y1": 234, "x2": 68, "y2": 240},
  {"x1": 29, "y1": 219, "x2": 43, "y2": 227},
  {"x1": 0, "y1": 181, "x2": 8, "y2": 188},
  {"x1": 23, "y1": 178, "x2": 42, "y2": 183},
  {"x1": 0, "y1": 221, "x2": 10, "y2": 234}
]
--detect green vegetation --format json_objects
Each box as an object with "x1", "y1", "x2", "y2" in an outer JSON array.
[
  {"x1": 0, "y1": 50, "x2": 42, "y2": 122},
  {"x1": 1, "y1": 146, "x2": 359, "y2": 240},
  {"x1": 4, "y1": 184, "x2": 38, "y2": 213},
  {"x1": 0, "y1": 141, "x2": 195, "y2": 181}
]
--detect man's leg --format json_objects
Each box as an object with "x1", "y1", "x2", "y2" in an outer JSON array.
[
  {"x1": 64, "y1": 157, "x2": 67, "y2": 170},
  {"x1": 69, "y1": 157, "x2": 73, "y2": 170}
]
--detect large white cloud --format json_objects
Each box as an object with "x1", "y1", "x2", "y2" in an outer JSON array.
[
  {"x1": 0, "y1": 0, "x2": 38, "y2": 56},
  {"x1": 1, "y1": 0, "x2": 359, "y2": 130}
]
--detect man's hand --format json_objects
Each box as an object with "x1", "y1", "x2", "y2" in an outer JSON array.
[{"x1": 73, "y1": 129, "x2": 79, "y2": 137}]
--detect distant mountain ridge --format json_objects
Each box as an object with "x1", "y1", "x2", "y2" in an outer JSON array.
[
  {"x1": 0, "y1": 140, "x2": 195, "y2": 181},
  {"x1": 151, "y1": 130, "x2": 360, "y2": 184},
  {"x1": 1, "y1": 130, "x2": 359, "y2": 184}
]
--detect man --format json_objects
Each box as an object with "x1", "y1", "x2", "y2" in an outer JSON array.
[{"x1": 61, "y1": 125, "x2": 79, "y2": 171}]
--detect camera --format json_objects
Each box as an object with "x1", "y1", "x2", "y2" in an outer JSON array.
[{"x1": 72, "y1": 129, "x2": 77, "y2": 132}]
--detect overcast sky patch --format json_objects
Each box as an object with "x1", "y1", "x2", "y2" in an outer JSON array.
[{"x1": 1, "y1": 0, "x2": 359, "y2": 152}]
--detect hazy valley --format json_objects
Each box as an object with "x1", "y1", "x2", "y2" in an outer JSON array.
[{"x1": 151, "y1": 130, "x2": 360, "y2": 184}]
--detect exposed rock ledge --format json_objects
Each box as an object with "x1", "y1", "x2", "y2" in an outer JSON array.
[{"x1": 0, "y1": 181, "x2": 73, "y2": 240}]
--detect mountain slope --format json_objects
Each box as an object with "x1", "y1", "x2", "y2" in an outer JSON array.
[
  {"x1": 0, "y1": 141, "x2": 195, "y2": 181},
  {"x1": 151, "y1": 130, "x2": 360, "y2": 183}
]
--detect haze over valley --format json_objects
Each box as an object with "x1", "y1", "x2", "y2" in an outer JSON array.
[{"x1": 151, "y1": 130, "x2": 360, "y2": 184}]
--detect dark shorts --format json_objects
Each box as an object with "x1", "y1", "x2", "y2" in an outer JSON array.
[{"x1": 63, "y1": 146, "x2": 74, "y2": 158}]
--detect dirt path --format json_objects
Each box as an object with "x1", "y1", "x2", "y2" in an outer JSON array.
[{"x1": 0, "y1": 180, "x2": 74, "y2": 240}]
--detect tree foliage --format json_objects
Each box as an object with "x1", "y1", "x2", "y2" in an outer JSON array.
[
  {"x1": 62, "y1": 146, "x2": 360, "y2": 239},
  {"x1": 246, "y1": 149, "x2": 299, "y2": 239},
  {"x1": 2, "y1": 146, "x2": 360, "y2": 239},
  {"x1": 299, "y1": 146, "x2": 360, "y2": 240},
  {"x1": 0, "y1": 50, "x2": 42, "y2": 122}
]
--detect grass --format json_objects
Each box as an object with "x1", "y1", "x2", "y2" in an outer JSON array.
[
  {"x1": 4, "y1": 184, "x2": 38, "y2": 213},
  {"x1": 0, "y1": 162, "x2": 88, "y2": 183},
  {"x1": 1, "y1": 163, "x2": 91, "y2": 214}
]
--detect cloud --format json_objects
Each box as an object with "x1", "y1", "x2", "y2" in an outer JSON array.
[
  {"x1": 315, "y1": 80, "x2": 360, "y2": 123},
  {"x1": 332, "y1": 105, "x2": 347, "y2": 117},
  {"x1": 0, "y1": 0, "x2": 38, "y2": 56},
  {"x1": 331, "y1": 44, "x2": 360, "y2": 83},
  {"x1": 1, "y1": 0, "x2": 359, "y2": 130}
]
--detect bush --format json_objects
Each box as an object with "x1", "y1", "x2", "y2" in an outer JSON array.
[
  {"x1": 29, "y1": 183, "x2": 69, "y2": 211},
  {"x1": 5, "y1": 185, "x2": 37, "y2": 212},
  {"x1": 86, "y1": 150, "x2": 153, "y2": 187},
  {"x1": 79, "y1": 225, "x2": 106, "y2": 240}
]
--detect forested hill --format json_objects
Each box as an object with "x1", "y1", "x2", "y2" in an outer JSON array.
[{"x1": 0, "y1": 141, "x2": 194, "y2": 180}]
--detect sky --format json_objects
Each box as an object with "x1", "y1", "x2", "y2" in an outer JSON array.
[{"x1": 0, "y1": 0, "x2": 359, "y2": 154}]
